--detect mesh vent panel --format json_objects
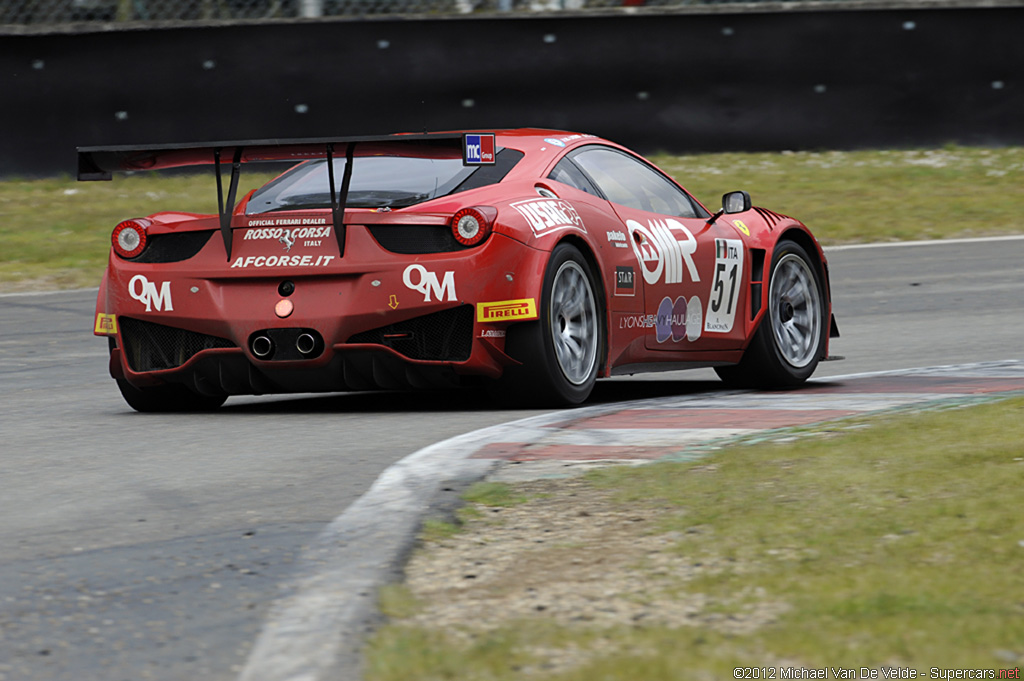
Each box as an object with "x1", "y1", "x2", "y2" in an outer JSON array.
[
  {"x1": 120, "y1": 317, "x2": 235, "y2": 372},
  {"x1": 348, "y1": 305, "x2": 473, "y2": 361}
]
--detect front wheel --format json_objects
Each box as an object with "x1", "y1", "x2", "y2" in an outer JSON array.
[
  {"x1": 495, "y1": 243, "x2": 603, "y2": 406},
  {"x1": 715, "y1": 239, "x2": 827, "y2": 388}
]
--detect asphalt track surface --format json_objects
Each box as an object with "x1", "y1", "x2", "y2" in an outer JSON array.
[{"x1": 1, "y1": 236, "x2": 1022, "y2": 681}]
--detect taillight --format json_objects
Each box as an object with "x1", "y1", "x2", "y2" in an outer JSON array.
[
  {"x1": 111, "y1": 219, "x2": 149, "y2": 259},
  {"x1": 451, "y1": 206, "x2": 496, "y2": 247}
]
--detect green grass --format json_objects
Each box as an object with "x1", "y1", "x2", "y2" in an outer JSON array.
[
  {"x1": 2, "y1": 146, "x2": 1023, "y2": 292},
  {"x1": 0, "y1": 170, "x2": 277, "y2": 291},
  {"x1": 367, "y1": 396, "x2": 1024, "y2": 680},
  {"x1": 652, "y1": 145, "x2": 1024, "y2": 243}
]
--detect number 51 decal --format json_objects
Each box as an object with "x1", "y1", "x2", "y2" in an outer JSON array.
[{"x1": 705, "y1": 238, "x2": 744, "y2": 333}]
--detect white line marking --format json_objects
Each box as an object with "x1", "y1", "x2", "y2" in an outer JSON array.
[{"x1": 824, "y1": 234, "x2": 1024, "y2": 252}]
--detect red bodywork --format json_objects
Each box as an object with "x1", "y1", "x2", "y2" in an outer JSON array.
[{"x1": 86, "y1": 129, "x2": 833, "y2": 398}]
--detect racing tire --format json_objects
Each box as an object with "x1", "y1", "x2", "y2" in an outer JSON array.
[
  {"x1": 116, "y1": 377, "x2": 228, "y2": 413},
  {"x1": 715, "y1": 239, "x2": 827, "y2": 388},
  {"x1": 495, "y1": 243, "x2": 603, "y2": 406}
]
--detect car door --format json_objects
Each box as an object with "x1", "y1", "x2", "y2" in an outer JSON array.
[{"x1": 564, "y1": 145, "x2": 747, "y2": 352}]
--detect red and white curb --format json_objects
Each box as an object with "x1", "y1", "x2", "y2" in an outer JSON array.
[
  {"x1": 238, "y1": 360, "x2": 1024, "y2": 681},
  {"x1": 479, "y1": 361, "x2": 1024, "y2": 481}
]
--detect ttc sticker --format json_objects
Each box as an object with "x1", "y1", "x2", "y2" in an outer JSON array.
[{"x1": 94, "y1": 313, "x2": 118, "y2": 335}]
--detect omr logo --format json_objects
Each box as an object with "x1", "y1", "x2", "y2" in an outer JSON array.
[
  {"x1": 128, "y1": 274, "x2": 173, "y2": 312},
  {"x1": 627, "y1": 218, "x2": 700, "y2": 286}
]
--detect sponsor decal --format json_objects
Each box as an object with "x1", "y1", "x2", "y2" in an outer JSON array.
[
  {"x1": 655, "y1": 295, "x2": 703, "y2": 343},
  {"x1": 705, "y1": 238, "x2": 744, "y2": 333},
  {"x1": 606, "y1": 230, "x2": 628, "y2": 248},
  {"x1": 480, "y1": 329, "x2": 507, "y2": 338},
  {"x1": 545, "y1": 134, "x2": 593, "y2": 146},
  {"x1": 731, "y1": 219, "x2": 750, "y2": 236},
  {"x1": 94, "y1": 313, "x2": 118, "y2": 335},
  {"x1": 619, "y1": 314, "x2": 656, "y2": 329},
  {"x1": 402, "y1": 264, "x2": 457, "y2": 302},
  {"x1": 244, "y1": 224, "x2": 332, "y2": 250},
  {"x1": 511, "y1": 199, "x2": 586, "y2": 237},
  {"x1": 245, "y1": 218, "x2": 329, "y2": 229},
  {"x1": 627, "y1": 218, "x2": 700, "y2": 286},
  {"x1": 463, "y1": 133, "x2": 496, "y2": 165},
  {"x1": 128, "y1": 274, "x2": 173, "y2": 312},
  {"x1": 614, "y1": 266, "x2": 635, "y2": 297},
  {"x1": 230, "y1": 255, "x2": 336, "y2": 268},
  {"x1": 477, "y1": 298, "x2": 538, "y2": 322}
]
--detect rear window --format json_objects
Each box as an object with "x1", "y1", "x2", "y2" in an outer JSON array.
[{"x1": 246, "y1": 148, "x2": 523, "y2": 214}]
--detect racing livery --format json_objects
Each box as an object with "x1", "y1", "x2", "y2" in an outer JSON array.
[{"x1": 79, "y1": 130, "x2": 838, "y2": 411}]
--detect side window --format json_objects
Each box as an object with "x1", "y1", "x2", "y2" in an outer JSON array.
[
  {"x1": 548, "y1": 158, "x2": 600, "y2": 196},
  {"x1": 569, "y1": 147, "x2": 706, "y2": 219}
]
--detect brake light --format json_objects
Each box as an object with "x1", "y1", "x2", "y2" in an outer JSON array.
[
  {"x1": 111, "y1": 219, "x2": 149, "y2": 259},
  {"x1": 451, "y1": 206, "x2": 496, "y2": 247}
]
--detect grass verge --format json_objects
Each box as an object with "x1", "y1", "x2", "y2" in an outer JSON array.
[
  {"x1": 367, "y1": 396, "x2": 1024, "y2": 680},
  {"x1": 2, "y1": 146, "x2": 1023, "y2": 291}
]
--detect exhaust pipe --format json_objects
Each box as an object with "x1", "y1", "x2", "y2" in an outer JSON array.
[
  {"x1": 296, "y1": 333, "x2": 317, "y2": 355},
  {"x1": 251, "y1": 335, "x2": 274, "y2": 358}
]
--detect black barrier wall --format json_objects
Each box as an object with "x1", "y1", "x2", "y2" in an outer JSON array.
[{"x1": 1, "y1": 5, "x2": 1022, "y2": 176}]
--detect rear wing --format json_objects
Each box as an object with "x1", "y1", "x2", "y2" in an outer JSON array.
[{"x1": 77, "y1": 133, "x2": 497, "y2": 259}]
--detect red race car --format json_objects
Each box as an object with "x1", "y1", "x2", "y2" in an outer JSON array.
[{"x1": 80, "y1": 129, "x2": 838, "y2": 412}]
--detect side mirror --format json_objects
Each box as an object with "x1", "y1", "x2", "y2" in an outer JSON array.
[{"x1": 723, "y1": 190, "x2": 751, "y2": 214}]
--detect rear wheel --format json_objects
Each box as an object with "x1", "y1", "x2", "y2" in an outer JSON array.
[
  {"x1": 116, "y1": 377, "x2": 227, "y2": 413},
  {"x1": 496, "y1": 243, "x2": 602, "y2": 405},
  {"x1": 715, "y1": 239, "x2": 826, "y2": 388}
]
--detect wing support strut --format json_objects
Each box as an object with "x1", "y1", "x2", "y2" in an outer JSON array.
[
  {"x1": 214, "y1": 147, "x2": 244, "y2": 261},
  {"x1": 326, "y1": 142, "x2": 355, "y2": 257}
]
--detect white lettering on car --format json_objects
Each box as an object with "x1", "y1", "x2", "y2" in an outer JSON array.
[
  {"x1": 402, "y1": 264, "x2": 457, "y2": 302},
  {"x1": 627, "y1": 218, "x2": 699, "y2": 286},
  {"x1": 229, "y1": 255, "x2": 336, "y2": 268},
  {"x1": 511, "y1": 199, "x2": 586, "y2": 237},
  {"x1": 128, "y1": 274, "x2": 173, "y2": 312}
]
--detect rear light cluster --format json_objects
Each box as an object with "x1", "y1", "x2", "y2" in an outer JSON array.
[
  {"x1": 111, "y1": 219, "x2": 151, "y2": 259},
  {"x1": 451, "y1": 206, "x2": 496, "y2": 247}
]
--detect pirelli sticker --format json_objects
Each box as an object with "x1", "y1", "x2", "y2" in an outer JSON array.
[
  {"x1": 477, "y1": 298, "x2": 538, "y2": 323},
  {"x1": 94, "y1": 313, "x2": 118, "y2": 335}
]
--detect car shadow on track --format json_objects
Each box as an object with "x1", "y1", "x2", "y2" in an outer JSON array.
[{"x1": 214, "y1": 376, "x2": 836, "y2": 415}]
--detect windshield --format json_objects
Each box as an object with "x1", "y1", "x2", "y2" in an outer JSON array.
[{"x1": 245, "y1": 150, "x2": 522, "y2": 214}]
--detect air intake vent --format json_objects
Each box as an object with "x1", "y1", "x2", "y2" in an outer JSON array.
[
  {"x1": 120, "y1": 317, "x2": 234, "y2": 372},
  {"x1": 348, "y1": 305, "x2": 473, "y2": 361}
]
